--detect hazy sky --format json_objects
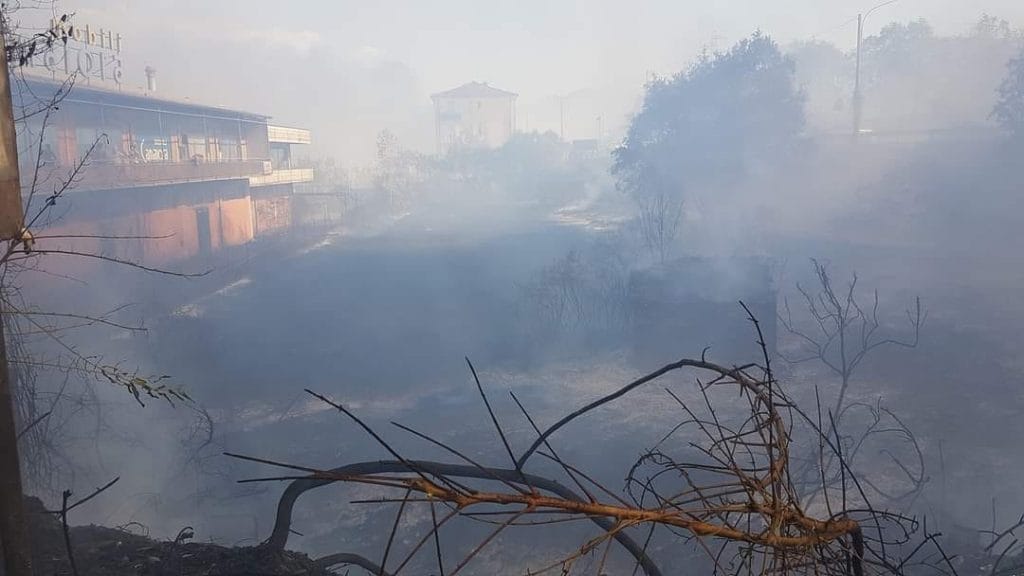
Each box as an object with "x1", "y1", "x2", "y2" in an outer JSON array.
[{"x1": 21, "y1": 0, "x2": 1024, "y2": 162}]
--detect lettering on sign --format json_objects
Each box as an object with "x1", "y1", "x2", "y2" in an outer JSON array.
[{"x1": 23, "y1": 21, "x2": 124, "y2": 86}]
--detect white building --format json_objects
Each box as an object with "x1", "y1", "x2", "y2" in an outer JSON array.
[{"x1": 431, "y1": 82, "x2": 517, "y2": 154}]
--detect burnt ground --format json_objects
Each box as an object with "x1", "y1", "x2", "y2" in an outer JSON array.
[
  {"x1": 5, "y1": 497, "x2": 332, "y2": 576},
  {"x1": 17, "y1": 202, "x2": 1024, "y2": 573}
]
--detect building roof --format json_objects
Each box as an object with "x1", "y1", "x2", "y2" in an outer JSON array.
[
  {"x1": 431, "y1": 81, "x2": 517, "y2": 100},
  {"x1": 20, "y1": 76, "x2": 270, "y2": 123}
]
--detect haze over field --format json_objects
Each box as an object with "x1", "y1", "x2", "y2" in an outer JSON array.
[
  {"x1": 17, "y1": 0, "x2": 1024, "y2": 161},
  {"x1": 3, "y1": 1, "x2": 1024, "y2": 575}
]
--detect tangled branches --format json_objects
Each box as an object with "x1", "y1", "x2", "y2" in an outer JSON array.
[
  {"x1": 778, "y1": 259, "x2": 923, "y2": 420},
  {"x1": 228, "y1": 308, "x2": 951, "y2": 576}
]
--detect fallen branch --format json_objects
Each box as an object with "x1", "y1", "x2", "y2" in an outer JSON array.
[
  {"x1": 315, "y1": 552, "x2": 390, "y2": 575},
  {"x1": 244, "y1": 457, "x2": 663, "y2": 576}
]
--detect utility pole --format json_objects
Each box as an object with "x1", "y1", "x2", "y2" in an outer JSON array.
[
  {"x1": 0, "y1": 24, "x2": 34, "y2": 576},
  {"x1": 559, "y1": 97, "x2": 565, "y2": 141},
  {"x1": 852, "y1": 0, "x2": 899, "y2": 137},
  {"x1": 853, "y1": 13, "x2": 863, "y2": 137}
]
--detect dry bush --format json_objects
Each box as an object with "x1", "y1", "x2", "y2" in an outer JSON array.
[{"x1": 224, "y1": 306, "x2": 984, "y2": 576}]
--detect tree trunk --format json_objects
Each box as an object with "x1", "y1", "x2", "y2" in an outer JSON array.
[
  {"x1": 0, "y1": 25, "x2": 34, "y2": 576},
  {"x1": 0, "y1": 313, "x2": 32, "y2": 576}
]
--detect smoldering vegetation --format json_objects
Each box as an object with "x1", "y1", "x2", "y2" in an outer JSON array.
[{"x1": 9, "y1": 9, "x2": 1024, "y2": 576}]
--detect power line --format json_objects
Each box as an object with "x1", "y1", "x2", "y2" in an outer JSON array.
[{"x1": 810, "y1": 15, "x2": 860, "y2": 42}]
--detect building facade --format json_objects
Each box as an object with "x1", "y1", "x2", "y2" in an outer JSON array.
[
  {"x1": 15, "y1": 76, "x2": 313, "y2": 268},
  {"x1": 431, "y1": 82, "x2": 517, "y2": 154}
]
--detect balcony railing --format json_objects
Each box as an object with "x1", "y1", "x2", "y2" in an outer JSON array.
[
  {"x1": 249, "y1": 168, "x2": 315, "y2": 187},
  {"x1": 267, "y1": 125, "x2": 312, "y2": 144},
  {"x1": 61, "y1": 159, "x2": 270, "y2": 192}
]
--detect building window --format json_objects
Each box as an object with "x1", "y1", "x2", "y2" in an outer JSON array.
[
  {"x1": 75, "y1": 127, "x2": 101, "y2": 160},
  {"x1": 270, "y1": 143, "x2": 291, "y2": 170},
  {"x1": 218, "y1": 137, "x2": 240, "y2": 161},
  {"x1": 182, "y1": 134, "x2": 207, "y2": 162},
  {"x1": 22, "y1": 119, "x2": 59, "y2": 170},
  {"x1": 140, "y1": 137, "x2": 170, "y2": 162},
  {"x1": 93, "y1": 131, "x2": 119, "y2": 163}
]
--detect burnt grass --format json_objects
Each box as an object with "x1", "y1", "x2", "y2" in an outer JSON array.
[{"x1": 13, "y1": 497, "x2": 331, "y2": 576}]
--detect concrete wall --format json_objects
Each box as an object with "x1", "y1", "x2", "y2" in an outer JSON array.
[{"x1": 33, "y1": 178, "x2": 302, "y2": 278}]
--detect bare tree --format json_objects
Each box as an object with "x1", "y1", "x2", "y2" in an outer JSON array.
[
  {"x1": 228, "y1": 309, "x2": 955, "y2": 576},
  {"x1": 375, "y1": 129, "x2": 427, "y2": 215},
  {"x1": 518, "y1": 249, "x2": 587, "y2": 332},
  {"x1": 776, "y1": 260, "x2": 926, "y2": 514},
  {"x1": 778, "y1": 259, "x2": 923, "y2": 419},
  {"x1": 981, "y1": 513, "x2": 1024, "y2": 575},
  {"x1": 0, "y1": 10, "x2": 75, "y2": 575},
  {"x1": 0, "y1": 7, "x2": 200, "y2": 574},
  {"x1": 636, "y1": 191, "x2": 683, "y2": 263},
  {"x1": 518, "y1": 245, "x2": 632, "y2": 347}
]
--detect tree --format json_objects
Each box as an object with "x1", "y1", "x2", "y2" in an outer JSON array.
[
  {"x1": 635, "y1": 191, "x2": 682, "y2": 264},
  {"x1": 0, "y1": 11, "x2": 74, "y2": 575},
  {"x1": 375, "y1": 129, "x2": 428, "y2": 214},
  {"x1": 779, "y1": 260, "x2": 922, "y2": 419},
  {"x1": 0, "y1": 7, "x2": 194, "y2": 575},
  {"x1": 861, "y1": 19, "x2": 934, "y2": 72},
  {"x1": 973, "y1": 13, "x2": 1020, "y2": 41},
  {"x1": 778, "y1": 261, "x2": 926, "y2": 509},
  {"x1": 786, "y1": 40, "x2": 854, "y2": 130},
  {"x1": 857, "y1": 19, "x2": 938, "y2": 124},
  {"x1": 436, "y1": 130, "x2": 587, "y2": 209},
  {"x1": 518, "y1": 243, "x2": 631, "y2": 340},
  {"x1": 855, "y1": 16, "x2": 1021, "y2": 133},
  {"x1": 993, "y1": 44, "x2": 1024, "y2": 139},
  {"x1": 613, "y1": 32, "x2": 803, "y2": 261}
]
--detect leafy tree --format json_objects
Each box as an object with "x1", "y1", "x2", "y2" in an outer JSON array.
[
  {"x1": 488, "y1": 131, "x2": 567, "y2": 177},
  {"x1": 855, "y1": 17, "x2": 1021, "y2": 132},
  {"x1": 973, "y1": 13, "x2": 1020, "y2": 41},
  {"x1": 993, "y1": 45, "x2": 1024, "y2": 139},
  {"x1": 375, "y1": 129, "x2": 430, "y2": 213},
  {"x1": 472, "y1": 131, "x2": 576, "y2": 201},
  {"x1": 788, "y1": 40, "x2": 851, "y2": 96},
  {"x1": 787, "y1": 41, "x2": 853, "y2": 130},
  {"x1": 861, "y1": 19, "x2": 934, "y2": 73},
  {"x1": 436, "y1": 131, "x2": 591, "y2": 209},
  {"x1": 613, "y1": 32, "x2": 804, "y2": 259}
]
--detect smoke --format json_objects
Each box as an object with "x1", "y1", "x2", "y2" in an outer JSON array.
[{"x1": 10, "y1": 1, "x2": 1024, "y2": 567}]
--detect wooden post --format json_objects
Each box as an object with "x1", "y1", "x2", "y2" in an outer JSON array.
[
  {"x1": 0, "y1": 26, "x2": 35, "y2": 576},
  {"x1": 0, "y1": 28, "x2": 23, "y2": 237}
]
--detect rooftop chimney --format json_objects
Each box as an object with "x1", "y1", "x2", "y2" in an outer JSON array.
[{"x1": 144, "y1": 66, "x2": 157, "y2": 92}]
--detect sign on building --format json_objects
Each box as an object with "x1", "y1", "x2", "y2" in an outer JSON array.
[{"x1": 22, "y1": 21, "x2": 124, "y2": 86}]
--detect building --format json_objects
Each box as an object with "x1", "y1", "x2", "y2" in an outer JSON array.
[
  {"x1": 431, "y1": 82, "x2": 517, "y2": 154},
  {"x1": 15, "y1": 76, "x2": 313, "y2": 267}
]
